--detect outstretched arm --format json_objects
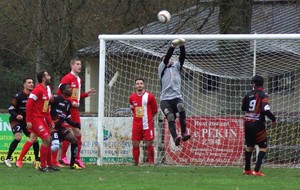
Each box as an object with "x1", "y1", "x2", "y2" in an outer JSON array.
[
  {"x1": 163, "y1": 38, "x2": 186, "y2": 65},
  {"x1": 163, "y1": 47, "x2": 175, "y2": 65},
  {"x1": 179, "y1": 45, "x2": 185, "y2": 66}
]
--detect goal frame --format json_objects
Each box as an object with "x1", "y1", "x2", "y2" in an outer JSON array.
[{"x1": 97, "y1": 34, "x2": 300, "y2": 165}]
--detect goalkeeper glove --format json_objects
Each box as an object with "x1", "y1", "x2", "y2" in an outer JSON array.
[{"x1": 171, "y1": 38, "x2": 185, "y2": 47}]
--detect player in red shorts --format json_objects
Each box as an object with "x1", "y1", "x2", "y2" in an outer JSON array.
[
  {"x1": 26, "y1": 70, "x2": 58, "y2": 172},
  {"x1": 57, "y1": 57, "x2": 96, "y2": 168},
  {"x1": 129, "y1": 78, "x2": 158, "y2": 166}
]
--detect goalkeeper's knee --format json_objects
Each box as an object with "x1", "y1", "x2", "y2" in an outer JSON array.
[
  {"x1": 177, "y1": 103, "x2": 185, "y2": 112},
  {"x1": 51, "y1": 139, "x2": 60, "y2": 152},
  {"x1": 166, "y1": 113, "x2": 175, "y2": 122}
]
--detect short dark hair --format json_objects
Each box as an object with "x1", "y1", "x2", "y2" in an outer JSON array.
[
  {"x1": 36, "y1": 70, "x2": 46, "y2": 83},
  {"x1": 135, "y1": 78, "x2": 144, "y2": 83},
  {"x1": 59, "y1": 83, "x2": 69, "y2": 93},
  {"x1": 70, "y1": 56, "x2": 81, "y2": 65},
  {"x1": 23, "y1": 77, "x2": 33, "y2": 84},
  {"x1": 252, "y1": 75, "x2": 264, "y2": 87}
]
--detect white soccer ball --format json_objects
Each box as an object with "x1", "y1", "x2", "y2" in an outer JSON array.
[{"x1": 157, "y1": 10, "x2": 171, "y2": 23}]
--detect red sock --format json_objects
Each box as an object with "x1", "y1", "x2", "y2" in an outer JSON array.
[
  {"x1": 75, "y1": 136, "x2": 82, "y2": 160},
  {"x1": 47, "y1": 146, "x2": 52, "y2": 166},
  {"x1": 52, "y1": 149, "x2": 58, "y2": 164},
  {"x1": 18, "y1": 141, "x2": 33, "y2": 162},
  {"x1": 147, "y1": 145, "x2": 154, "y2": 164},
  {"x1": 40, "y1": 145, "x2": 48, "y2": 168},
  {"x1": 132, "y1": 147, "x2": 140, "y2": 165},
  {"x1": 60, "y1": 141, "x2": 70, "y2": 159}
]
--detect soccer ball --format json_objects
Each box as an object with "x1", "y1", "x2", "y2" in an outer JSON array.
[{"x1": 157, "y1": 10, "x2": 171, "y2": 23}]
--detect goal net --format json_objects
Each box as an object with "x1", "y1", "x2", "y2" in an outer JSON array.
[{"x1": 97, "y1": 34, "x2": 300, "y2": 168}]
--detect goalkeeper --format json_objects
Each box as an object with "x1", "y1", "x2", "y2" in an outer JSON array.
[
  {"x1": 241, "y1": 75, "x2": 276, "y2": 176},
  {"x1": 158, "y1": 38, "x2": 191, "y2": 146}
]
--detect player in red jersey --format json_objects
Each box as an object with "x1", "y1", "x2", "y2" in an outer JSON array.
[
  {"x1": 26, "y1": 70, "x2": 59, "y2": 172},
  {"x1": 129, "y1": 78, "x2": 158, "y2": 165},
  {"x1": 4, "y1": 78, "x2": 40, "y2": 168},
  {"x1": 56, "y1": 57, "x2": 96, "y2": 168},
  {"x1": 241, "y1": 75, "x2": 276, "y2": 176}
]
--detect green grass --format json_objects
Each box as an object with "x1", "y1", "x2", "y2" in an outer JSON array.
[{"x1": 0, "y1": 164, "x2": 299, "y2": 190}]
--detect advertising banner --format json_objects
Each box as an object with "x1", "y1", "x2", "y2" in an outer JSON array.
[
  {"x1": 0, "y1": 115, "x2": 133, "y2": 165},
  {"x1": 80, "y1": 117, "x2": 133, "y2": 164},
  {"x1": 0, "y1": 114, "x2": 36, "y2": 163},
  {"x1": 164, "y1": 116, "x2": 244, "y2": 165}
]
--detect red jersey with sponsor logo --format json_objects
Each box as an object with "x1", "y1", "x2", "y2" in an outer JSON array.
[
  {"x1": 129, "y1": 91, "x2": 158, "y2": 129},
  {"x1": 57, "y1": 72, "x2": 88, "y2": 104},
  {"x1": 26, "y1": 84, "x2": 52, "y2": 124}
]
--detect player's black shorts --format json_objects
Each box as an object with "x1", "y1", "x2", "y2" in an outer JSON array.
[
  {"x1": 52, "y1": 125, "x2": 71, "y2": 141},
  {"x1": 10, "y1": 121, "x2": 30, "y2": 136},
  {"x1": 244, "y1": 121, "x2": 268, "y2": 148},
  {"x1": 160, "y1": 98, "x2": 183, "y2": 117}
]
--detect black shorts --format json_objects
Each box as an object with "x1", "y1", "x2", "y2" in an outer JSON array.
[
  {"x1": 244, "y1": 121, "x2": 268, "y2": 148},
  {"x1": 10, "y1": 121, "x2": 30, "y2": 137},
  {"x1": 160, "y1": 98, "x2": 183, "y2": 117},
  {"x1": 52, "y1": 125, "x2": 71, "y2": 141}
]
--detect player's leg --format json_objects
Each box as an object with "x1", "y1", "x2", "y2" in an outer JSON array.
[
  {"x1": 32, "y1": 141, "x2": 40, "y2": 162},
  {"x1": 243, "y1": 146, "x2": 254, "y2": 175},
  {"x1": 176, "y1": 99, "x2": 191, "y2": 141},
  {"x1": 64, "y1": 130, "x2": 82, "y2": 170},
  {"x1": 144, "y1": 128, "x2": 155, "y2": 165},
  {"x1": 22, "y1": 126, "x2": 40, "y2": 168},
  {"x1": 145, "y1": 140, "x2": 154, "y2": 165},
  {"x1": 132, "y1": 141, "x2": 140, "y2": 166},
  {"x1": 72, "y1": 127, "x2": 85, "y2": 168},
  {"x1": 59, "y1": 124, "x2": 71, "y2": 165},
  {"x1": 16, "y1": 132, "x2": 38, "y2": 168},
  {"x1": 243, "y1": 122, "x2": 255, "y2": 175},
  {"x1": 68, "y1": 109, "x2": 84, "y2": 168},
  {"x1": 4, "y1": 122, "x2": 22, "y2": 167},
  {"x1": 32, "y1": 120, "x2": 52, "y2": 172},
  {"x1": 161, "y1": 100, "x2": 180, "y2": 146},
  {"x1": 132, "y1": 126, "x2": 142, "y2": 166},
  {"x1": 50, "y1": 130, "x2": 64, "y2": 168},
  {"x1": 253, "y1": 125, "x2": 268, "y2": 176}
]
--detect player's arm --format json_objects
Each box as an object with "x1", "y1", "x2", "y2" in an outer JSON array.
[
  {"x1": 264, "y1": 110, "x2": 276, "y2": 122},
  {"x1": 179, "y1": 42, "x2": 186, "y2": 66},
  {"x1": 149, "y1": 94, "x2": 158, "y2": 116},
  {"x1": 241, "y1": 95, "x2": 248, "y2": 111},
  {"x1": 65, "y1": 101, "x2": 80, "y2": 128},
  {"x1": 80, "y1": 88, "x2": 96, "y2": 99},
  {"x1": 262, "y1": 96, "x2": 276, "y2": 122},
  {"x1": 45, "y1": 107, "x2": 54, "y2": 128},
  {"x1": 129, "y1": 96, "x2": 134, "y2": 112},
  {"x1": 8, "y1": 96, "x2": 19, "y2": 119},
  {"x1": 65, "y1": 115, "x2": 80, "y2": 129},
  {"x1": 163, "y1": 47, "x2": 175, "y2": 65}
]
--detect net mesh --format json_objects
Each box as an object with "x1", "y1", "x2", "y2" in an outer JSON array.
[{"x1": 101, "y1": 37, "x2": 300, "y2": 167}]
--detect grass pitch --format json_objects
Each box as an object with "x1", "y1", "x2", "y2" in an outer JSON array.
[{"x1": 0, "y1": 164, "x2": 299, "y2": 190}]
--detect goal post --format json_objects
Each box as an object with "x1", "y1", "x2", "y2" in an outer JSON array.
[{"x1": 97, "y1": 34, "x2": 300, "y2": 167}]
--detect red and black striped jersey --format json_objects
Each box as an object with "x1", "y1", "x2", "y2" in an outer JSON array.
[
  {"x1": 8, "y1": 90, "x2": 30, "y2": 123},
  {"x1": 50, "y1": 95, "x2": 76, "y2": 127},
  {"x1": 241, "y1": 88, "x2": 275, "y2": 123}
]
